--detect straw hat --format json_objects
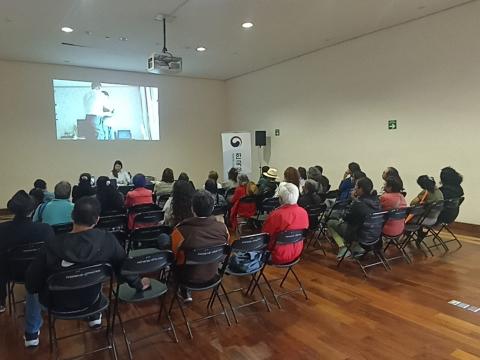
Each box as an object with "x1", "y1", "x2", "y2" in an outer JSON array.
[{"x1": 263, "y1": 168, "x2": 278, "y2": 179}]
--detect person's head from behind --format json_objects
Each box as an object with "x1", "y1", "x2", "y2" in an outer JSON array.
[
  {"x1": 178, "y1": 172, "x2": 190, "y2": 182},
  {"x1": 307, "y1": 167, "x2": 321, "y2": 182},
  {"x1": 161, "y1": 168, "x2": 174, "y2": 183},
  {"x1": 132, "y1": 173, "x2": 146, "y2": 188},
  {"x1": 315, "y1": 165, "x2": 324, "y2": 175},
  {"x1": 192, "y1": 190, "x2": 215, "y2": 218},
  {"x1": 228, "y1": 168, "x2": 239, "y2": 182},
  {"x1": 8, "y1": 190, "x2": 35, "y2": 219},
  {"x1": 261, "y1": 166, "x2": 270, "y2": 176},
  {"x1": 72, "y1": 197, "x2": 101, "y2": 228},
  {"x1": 352, "y1": 170, "x2": 367, "y2": 182},
  {"x1": 172, "y1": 180, "x2": 195, "y2": 222},
  {"x1": 29, "y1": 188, "x2": 45, "y2": 208},
  {"x1": 34, "y1": 179, "x2": 47, "y2": 190},
  {"x1": 78, "y1": 172, "x2": 92, "y2": 186},
  {"x1": 298, "y1": 167, "x2": 307, "y2": 180},
  {"x1": 303, "y1": 179, "x2": 318, "y2": 195},
  {"x1": 284, "y1": 167, "x2": 300, "y2": 187},
  {"x1": 113, "y1": 160, "x2": 123, "y2": 173},
  {"x1": 54, "y1": 181, "x2": 71, "y2": 200},
  {"x1": 417, "y1": 175, "x2": 436, "y2": 193},
  {"x1": 440, "y1": 167, "x2": 463, "y2": 187},
  {"x1": 348, "y1": 162, "x2": 361, "y2": 175},
  {"x1": 384, "y1": 176, "x2": 403, "y2": 194},
  {"x1": 382, "y1": 167, "x2": 400, "y2": 181},
  {"x1": 208, "y1": 170, "x2": 219, "y2": 183},
  {"x1": 278, "y1": 183, "x2": 299, "y2": 205},
  {"x1": 204, "y1": 179, "x2": 218, "y2": 195},
  {"x1": 354, "y1": 177, "x2": 374, "y2": 198},
  {"x1": 96, "y1": 176, "x2": 113, "y2": 192},
  {"x1": 246, "y1": 181, "x2": 257, "y2": 196},
  {"x1": 238, "y1": 174, "x2": 249, "y2": 186}
]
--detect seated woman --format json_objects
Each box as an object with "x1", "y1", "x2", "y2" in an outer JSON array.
[
  {"x1": 154, "y1": 168, "x2": 175, "y2": 197},
  {"x1": 125, "y1": 174, "x2": 154, "y2": 229},
  {"x1": 207, "y1": 170, "x2": 223, "y2": 189},
  {"x1": 205, "y1": 179, "x2": 228, "y2": 223},
  {"x1": 338, "y1": 162, "x2": 361, "y2": 201},
  {"x1": 438, "y1": 167, "x2": 464, "y2": 223},
  {"x1": 382, "y1": 167, "x2": 405, "y2": 194},
  {"x1": 380, "y1": 176, "x2": 407, "y2": 237},
  {"x1": 298, "y1": 167, "x2": 307, "y2": 192},
  {"x1": 178, "y1": 172, "x2": 195, "y2": 190},
  {"x1": 298, "y1": 179, "x2": 323, "y2": 209},
  {"x1": 229, "y1": 174, "x2": 257, "y2": 231},
  {"x1": 257, "y1": 168, "x2": 278, "y2": 198},
  {"x1": 96, "y1": 176, "x2": 125, "y2": 215},
  {"x1": 408, "y1": 175, "x2": 444, "y2": 229},
  {"x1": 223, "y1": 167, "x2": 239, "y2": 191},
  {"x1": 111, "y1": 160, "x2": 131, "y2": 186},
  {"x1": 163, "y1": 180, "x2": 195, "y2": 227},
  {"x1": 275, "y1": 167, "x2": 300, "y2": 197},
  {"x1": 72, "y1": 173, "x2": 96, "y2": 203}
]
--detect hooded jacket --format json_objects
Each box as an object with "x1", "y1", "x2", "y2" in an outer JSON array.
[
  {"x1": 342, "y1": 195, "x2": 381, "y2": 243},
  {"x1": 26, "y1": 228, "x2": 141, "y2": 310}
]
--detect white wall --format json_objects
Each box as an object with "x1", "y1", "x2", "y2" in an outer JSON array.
[
  {"x1": 0, "y1": 60, "x2": 227, "y2": 206},
  {"x1": 226, "y1": 1, "x2": 480, "y2": 224}
]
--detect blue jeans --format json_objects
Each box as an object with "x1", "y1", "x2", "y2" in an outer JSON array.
[{"x1": 25, "y1": 292, "x2": 43, "y2": 334}]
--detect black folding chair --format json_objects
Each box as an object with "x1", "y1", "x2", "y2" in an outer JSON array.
[
  {"x1": 249, "y1": 230, "x2": 308, "y2": 309},
  {"x1": 383, "y1": 207, "x2": 411, "y2": 264},
  {"x1": 318, "y1": 199, "x2": 350, "y2": 249},
  {"x1": 416, "y1": 201, "x2": 446, "y2": 256},
  {"x1": 168, "y1": 244, "x2": 231, "y2": 339},
  {"x1": 45, "y1": 263, "x2": 117, "y2": 360},
  {"x1": 337, "y1": 211, "x2": 389, "y2": 278},
  {"x1": 221, "y1": 233, "x2": 271, "y2": 323},
  {"x1": 113, "y1": 250, "x2": 177, "y2": 359},
  {"x1": 130, "y1": 205, "x2": 164, "y2": 230},
  {"x1": 429, "y1": 197, "x2": 464, "y2": 251},
  {"x1": 96, "y1": 213, "x2": 127, "y2": 232},
  {"x1": 6, "y1": 241, "x2": 45, "y2": 316},
  {"x1": 51, "y1": 223, "x2": 73, "y2": 235},
  {"x1": 305, "y1": 204, "x2": 328, "y2": 253},
  {"x1": 156, "y1": 194, "x2": 171, "y2": 209},
  {"x1": 256, "y1": 197, "x2": 280, "y2": 221},
  {"x1": 236, "y1": 196, "x2": 258, "y2": 236},
  {"x1": 128, "y1": 225, "x2": 172, "y2": 254}
]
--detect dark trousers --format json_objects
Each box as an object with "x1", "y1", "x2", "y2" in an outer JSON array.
[{"x1": 0, "y1": 277, "x2": 7, "y2": 306}]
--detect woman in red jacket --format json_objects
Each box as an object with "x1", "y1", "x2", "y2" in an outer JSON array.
[
  {"x1": 125, "y1": 173, "x2": 153, "y2": 229},
  {"x1": 229, "y1": 174, "x2": 257, "y2": 231}
]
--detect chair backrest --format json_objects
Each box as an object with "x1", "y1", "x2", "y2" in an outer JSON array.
[
  {"x1": 423, "y1": 200, "x2": 444, "y2": 223},
  {"x1": 358, "y1": 211, "x2": 388, "y2": 246},
  {"x1": 231, "y1": 233, "x2": 269, "y2": 252},
  {"x1": 52, "y1": 222, "x2": 73, "y2": 235},
  {"x1": 225, "y1": 187, "x2": 236, "y2": 198},
  {"x1": 306, "y1": 204, "x2": 327, "y2": 229},
  {"x1": 101, "y1": 209, "x2": 126, "y2": 217},
  {"x1": 212, "y1": 203, "x2": 227, "y2": 216},
  {"x1": 387, "y1": 207, "x2": 410, "y2": 221},
  {"x1": 183, "y1": 244, "x2": 229, "y2": 266},
  {"x1": 130, "y1": 225, "x2": 172, "y2": 249},
  {"x1": 156, "y1": 194, "x2": 171, "y2": 208},
  {"x1": 239, "y1": 195, "x2": 257, "y2": 204},
  {"x1": 275, "y1": 229, "x2": 306, "y2": 245},
  {"x1": 129, "y1": 203, "x2": 161, "y2": 214},
  {"x1": 121, "y1": 250, "x2": 174, "y2": 275},
  {"x1": 438, "y1": 197, "x2": 464, "y2": 224},
  {"x1": 96, "y1": 214, "x2": 127, "y2": 232},
  {"x1": 323, "y1": 199, "x2": 349, "y2": 221},
  {"x1": 261, "y1": 197, "x2": 280, "y2": 213},
  {"x1": 132, "y1": 210, "x2": 164, "y2": 228},
  {"x1": 47, "y1": 263, "x2": 113, "y2": 291},
  {"x1": 8, "y1": 242, "x2": 45, "y2": 282}
]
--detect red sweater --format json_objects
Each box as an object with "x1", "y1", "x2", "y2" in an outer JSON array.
[
  {"x1": 380, "y1": 192, "x2": 407, "y2": 237},
  {"x1": 125, "y1": 187, "x2": 153, "y2": 229},
  {"x1": 229, "y1": 185, "x2": 257, "y2": 230},
  {"x1": 262, "y1": 204, "x2": 308, "y2": 264}
]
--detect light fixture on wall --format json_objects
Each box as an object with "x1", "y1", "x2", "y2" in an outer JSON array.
[
  {"x1": 61, "y1": 26, "x2": 74, "y2": 33},
  {"x1": 196, "y1": 46, "x2": 206, "y2": 52},
  {"x1": 241, "y1": 22, "x2": 254, "y2": 29}
]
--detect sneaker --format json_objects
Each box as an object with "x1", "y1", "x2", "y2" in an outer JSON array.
[
  {"x1": 24, "y1": 331, "x2": 40, "y2": 348},
  {"x1": 0, "y1": 305, "x2": 6, "y2": 314},
  {"x1": 336, "y1": 247, "x2": 351, "y2": 260},
  {"x1": 88, "y1": 313, "x2": 102, "y2": 329},
  {"x1": 352, "y1": 249, "x2": 366, "y2": 259},
  {"x1": 177, "y1": 288, "x2": 193, "y2": 303}
]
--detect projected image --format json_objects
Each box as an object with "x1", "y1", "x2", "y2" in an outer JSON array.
[{"x1": 53, "y1": 79, "x2": 159, "y2": 140}]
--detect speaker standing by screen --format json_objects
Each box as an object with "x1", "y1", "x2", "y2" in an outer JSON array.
[{"x1": 255, "y1": 131, "x2": 267, "y2": 147}]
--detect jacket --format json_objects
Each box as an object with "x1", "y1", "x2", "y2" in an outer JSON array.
[
  {"x1": 298, "y1": 193, "x2": 323, "y2": 209},
  {"x1": 257, "y1": 178, "x2": 278, "y2": 198},
  {"x1": 342, "y1": 195, "x2": 381, "y2": 243},
  {"x1": 439, "y1": 185, "x2": 464, "y2": 223},
  {"x1": 229, "y1": 185, "x2": 257, "y2": 230},
  {"x1": 125, "y1": 187, "x2": 154, "y2": 229},
  {"x1": 338, "y1": 178, "x2": 354, "y2": 201},
  {"x1": 262, "y1": 204, "x2": 309, "y2": 264},
  {"x1": 380, "y1": 192, "x2": 407, "y2": 236},
  {"x1": 171, "y1": 217, "x2": 229, "y2": 284},
  {"x1": 26, "y1": 228, "x2": 141, "y2": 310},
  {"x1": 33, "y1": 199, "x2": 74, "y2": 225}
]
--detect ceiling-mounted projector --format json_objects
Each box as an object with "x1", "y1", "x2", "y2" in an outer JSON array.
[{"x1": 147, "y1": 16, "x2": 182, "y2": 74}]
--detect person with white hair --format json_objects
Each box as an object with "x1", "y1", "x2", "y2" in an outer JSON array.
[{"x1": 262, "y1": 182, "x2": 309, "y2": 264}]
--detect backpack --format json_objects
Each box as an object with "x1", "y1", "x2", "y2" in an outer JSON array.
[{"x1": 228, "y1": 251, "x2": 263, "y2": 273}]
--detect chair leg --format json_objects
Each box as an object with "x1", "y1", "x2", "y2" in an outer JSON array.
[
  {"x1": 260, "y1": 272, "x2": 281, "y2": 309},
  {"x1": 336, "y1": 243, "x2": 352, "y2": 268},
  {"x1": 214, "y1": 289, "x2": 231, "y2": 327},
  {"x1": 176, "y1": 295, "x2": 193, "y2": 339},
  {"x1": 117, "y1": 310, "x2": 133, "y2": 360},
  {"x1": 253, "y1": 276, "x2": 272, "y2": 313},
  {"x1": 290, "y1": 268, "x2": 308, "y2": 300},
  {"x1": 207, "y1": 287, "x2": 217, "y2": 310},
  {"x1": 48, "y1": 311, "x2": 54, "y2": 353},
  {"x1": 279, "y1": 268, "x2": 291, "y2": 288},
  {"x1": 220, "y1": 283, "x2": 237, "y2": 324},
  {"x1": 445, "y1": 225, "x2": 462, "y2": 248}
]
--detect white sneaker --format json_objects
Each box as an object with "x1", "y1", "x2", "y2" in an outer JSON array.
[
  {"x1": 88, "y1": 313, "x2": 102, "y2": 329},
  {"x1": 24, "y1": 332, "x2": 40, "y2": 348},
  {"x1": 0, "y1": 305, "x2": 6, "y2": 314}
]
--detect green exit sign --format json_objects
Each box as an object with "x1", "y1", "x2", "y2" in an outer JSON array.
[{"x1": 388, "y1": 120, "x2": 397, "y2": 130}]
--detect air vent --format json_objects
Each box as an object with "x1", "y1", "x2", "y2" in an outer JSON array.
[{"x1": 60, "y1": 42, "x2": 87, "y2": 48}]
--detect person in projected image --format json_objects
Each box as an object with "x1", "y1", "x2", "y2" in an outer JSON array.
[{"x1": 83, "y1": 82, "x2": 114, "y2": 140}]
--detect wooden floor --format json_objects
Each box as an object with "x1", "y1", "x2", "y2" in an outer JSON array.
[{"x1": 2, "y1": 233, "x2": 480, "y2": 360}]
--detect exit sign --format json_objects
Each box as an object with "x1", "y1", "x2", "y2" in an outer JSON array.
[{"x1": 388, "y1": 120, "x2": 397, "y2": 130}]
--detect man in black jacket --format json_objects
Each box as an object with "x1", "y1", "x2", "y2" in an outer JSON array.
[
  {"x1": 24, "y1": 197, "x2": 149, "y2": 348},
  {"x1": 327, "y1": 177, "x2": 381, "y2": 259}
]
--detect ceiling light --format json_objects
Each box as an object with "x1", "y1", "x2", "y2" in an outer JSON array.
[
  {"x1": 61, "y1": 26, "x2": 74, "y2": 33},
  {"x1": 241, "y1": 22, "x2": 254, "y2": 29},
  {"x1": 196, "y1": 46, "x2": 206, "y2": 52}
]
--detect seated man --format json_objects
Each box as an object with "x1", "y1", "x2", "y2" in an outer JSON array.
[
  {"x1": 33, "y1": 179, "x2": 54, "y2": 202},
  {"x1": 257, "y1": 168, "x2": 278, "y2": 198},
  {"x1": 171, "y1": 190, "x2": 229, "y2": 302},
  {"x1": 327, "y1": 177, "x2": 381, "y2": 259},
  {"x1": 0, "y1": 191, "x2": 55, "y2": 314},
  {"x1": 33, "y1": 181, "x2": 74, "y2": 225},
  {"x1": 262, "y1": 183, "x2": 309, "y2": 265},
  {"x1": 298, "y1": 180, "x2": 324, "y2": 209},
  {"x1": 25, "y1": 197, "x2": 149, "y2": 348}
]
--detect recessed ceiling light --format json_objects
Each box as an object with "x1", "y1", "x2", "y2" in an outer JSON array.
[
  {"x1": 119, "y1": 36, "x2": 128, "y2": 41},
  {"x1": 196, "y1": 46, "x2": 206, "y2": 52},
  {"x1": 61, "y1": 26, "x2": 74, "y2": 33},
  {"x1": 241, "y1": 22, "x2": 254, "y2": 29}
]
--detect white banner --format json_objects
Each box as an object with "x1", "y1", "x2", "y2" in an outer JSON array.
[{"x1": 221, "y1": 132, "x2": 252, "y2": 180}]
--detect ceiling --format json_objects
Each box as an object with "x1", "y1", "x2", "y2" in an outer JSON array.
[{"x1": 0, "y1": 0, "x2": 474, "y2": 80}]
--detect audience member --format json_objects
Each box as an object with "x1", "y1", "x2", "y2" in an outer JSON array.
[
  {"x1": 275, "y1": 167, "x2": 301, "y2": 197},
  {"x1": 28, "y1": 188, "x2": 45, "y2": 210},
  {"x1": 33, "y1": 181, "x2": 74, "y2": 225},
  {"x1": 262, "y1": 183, "x2": 308, "y2": 264},
  {"x1": 328, "y1": 177, "x2": 381, "y2": 259},
  {"x1": 33, "y1": 179, "x2": 54, "y2": 202},
  {"x1": 298, "y1": 180, "x2": 323, "y2": 209},
  {"x1": 338, "y1": 162, "x2": 361, "y2": 201},
  {"x1": 380, "y1": 176, "x2": 407, "y2": 237},
  {"x1": 298, "y1": 167, "x2": 307, "y2": 191},
  {"x1": 125, "y1": 174, "x2": 154, "y2": 229},
  {"x1": 258, "y1": 166, "x2": 270, "y2": 184},
  {"x1": 163, "y1": 180, "x2": 195, "y2": 227},
  {"x1": 207, "y1": 170, "x2": 223, "y2": 189},
  {"x1": 111, "y1": 160, "x2": 131, "y2": 185},
  {"x1": 0, "y1": 191, "x2": 55, "y2": 314},
  {"x1": 72, "y1": 173, "x2": 96, "y2": 203},
  {"x1": 410, "y1": 175, "x2": 444, "y2": 206},
  {"x1": 154, "y1": 168, "x2": 175, "y2": 197},
  {"x1": 171, "y1": 190, "x2": 229, "y2": 302},
  {"x1": 315, "y1": 165, "x2": 331, "y2": 193},
  {"x1": 438, "y1": 167, "x2": 464, "y2": 223},
  {"x1": 230, "y1": 174, "x2": 258, "y2": 230},
  {"x1": 24, "y1": 197, "x2": 149, "y2": 347},
  {"x1": 96, "y1": 176, "x2": 124, "y2": 214},
  {"x1": 382, "y1": 167, "x2": 404, "y2": 193},
  {"x1": 205, "y1": 179, "x2": 228, "y2": 209},
  {"x1": 257, "y1": 168, "x2": 278, "y2": 197},
  {"x1": 178, "y1": 172, "x2": 196, "y2": 190},
  {"x1": 307, "y1": 167, "x2": 323, "y2": 193},
  {"x1": 223, "y1": 167, "x2": 239, "y2": 190}
]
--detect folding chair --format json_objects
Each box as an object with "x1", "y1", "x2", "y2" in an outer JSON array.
[
  {"x1": 131, "y1": 209, "x2": 164, "y2": 231},
  {"x1": 168, "y1": 244, "x2": 231, "y2": 339},
  {"x1": 221, "y1": 233, "x2": 271, "y2": 323},
  {"x1": 7, "y1": 241, "x2": 44, "y2": 316},
  {"x1": 383, "y1": 207, "x2": 411, "y2": 263},
  {"x1": 156, "y1": 194, "x2": 171, "y2": 209},
  {"x1": 96, "y1": 213, "x2": 127, "y2": 232},
  {"x1": 236, "y1": 195, "x2": 258, "y2": 236},
  {"x1": 45, "y1": 263, "x2": 117, "y2": 360},
  {"x1": 113, "y1": 250, "x2": 177, "y2": 359},
  {"x1": 128, "y1": 225, "x2": 172, "y2": 254},
  {"x1": 256, "y1": 197, "x2": 280, "y2": 222},
  {"x1": 305, "y1": 204, "x2": 328, "y2": 253},
  {"x1": 337, "y1": 211, "x2": 389, "y2": 278},
  {"x1": 318, "y1": 199, "x2": 350, "y2": 250},
  {"x1": 250, "y1": 230, "x2": 308, "y2": 309},
  {"x1": 51, "y1": 223, "x2": 73, "y2": 235},
  {"x1": 429, "y1": 197, "x2": 464, "y2": 251},
  {"x1": 416, "y1": 201, "x2": 446, "y2": 256}
]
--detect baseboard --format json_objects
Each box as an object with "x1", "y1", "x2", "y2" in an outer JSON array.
[{"x1": 448, "y1": 222, "x2": 480, "y2": 238}]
